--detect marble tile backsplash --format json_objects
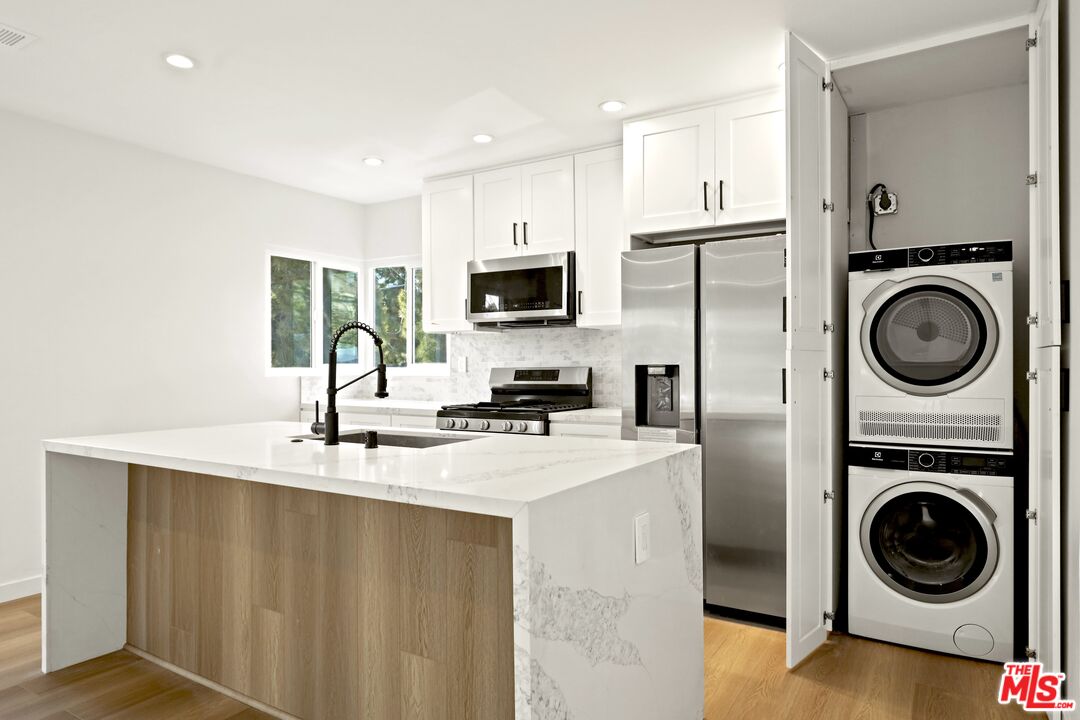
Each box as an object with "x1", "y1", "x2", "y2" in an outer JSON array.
[{"x1": 301, "y1": 327, "x2": 622, "y2": 408}]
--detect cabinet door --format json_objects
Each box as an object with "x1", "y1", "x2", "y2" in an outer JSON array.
[
  {"x1": 521, "y1": 156, "x2": 575, "y2": 256},
  {"x1": 1029, "y1": 0, "x2": 1061, "y2": 349},
  {"x1": 421, "y1": 175, "x2": 474, "y2": 332},
  {"x1": 574, "y1": 146, "x2": 624, "y2": 328},
  {"x1": 474, "y1": 166, "x2": 522, "y2": 260},
  {"x1": 623, "y1": 107, "x2": 715, "y2": 235},
  {"x1": 715, "y1": 91, "x2": 785, "y2": 226}
]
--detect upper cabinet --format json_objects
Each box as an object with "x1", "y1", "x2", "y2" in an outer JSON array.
[
  {"x1": 623, "y1": 92, "x2": 785, "y2": 236},
  {"x1": 623, "y1": 107, "x2": 715, "y2": 234},
  {"x1": 574, "y1": 146, "x2": 625, "y2": 328},
  {"x1": 474, "y1": 156, "x2": 575, "y2": 260},
  {"x1": 421, "y1": 175, "x2": 474, "y2": 332}
]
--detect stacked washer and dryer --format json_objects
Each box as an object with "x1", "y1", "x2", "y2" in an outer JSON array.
[{"x1": 847, "y1": 241, "x2": 1016, "y2": 662}]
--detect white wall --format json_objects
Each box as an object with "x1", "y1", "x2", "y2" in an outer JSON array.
[
  {"x1": 362, "y1": 195, "x2": 422, "y2": 260},
  {"x1": 0, "y1": 109, "x2": 365, "y2": 600}
]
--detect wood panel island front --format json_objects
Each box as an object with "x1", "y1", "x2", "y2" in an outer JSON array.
[{"x1": 42, "y1": 422, "x2": 703, "y2": 720}]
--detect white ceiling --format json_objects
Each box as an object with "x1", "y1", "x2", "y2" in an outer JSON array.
[{"x1": 0, "y1": 0, "x2": 1034, "y2": 204}]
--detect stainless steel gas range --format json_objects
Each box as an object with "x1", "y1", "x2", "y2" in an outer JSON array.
[{"x1": 436, "y1": 366, "x2": 592, "y2": 435}]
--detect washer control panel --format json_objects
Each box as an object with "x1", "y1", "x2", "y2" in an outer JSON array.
[
  {"x1": 848, "y1": 445, "x2": 1013, "y2": 476},
  {"x1": 849, "y1": 240, "x2": 1012, "y2": 272}
]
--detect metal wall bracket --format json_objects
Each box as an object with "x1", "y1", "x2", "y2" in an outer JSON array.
[{"x1": 1026, "y1": 173, "x2": 1039, "y2": 186}]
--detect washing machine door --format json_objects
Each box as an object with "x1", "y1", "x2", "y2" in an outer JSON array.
[
  {"x1": 861, "y1": 481, "x2": 999, "y2": 604},
  {"x1": 860, "y1": 276, "x2": 999, "y2": 396}
]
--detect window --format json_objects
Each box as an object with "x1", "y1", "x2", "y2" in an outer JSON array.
[
  {"x1": 267, "y1": 253, "x2": 362, "y2": 373},
  {"x1": 269, "y1": 256, "x2": 313, "y2": 369},
  {"x1": 371, "y1": 264, "x2": 446, "y2": 369}
]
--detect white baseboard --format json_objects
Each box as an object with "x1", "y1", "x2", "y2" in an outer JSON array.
[{"x1": 0, "y1": 575, "x2": 42, "y2": 604}]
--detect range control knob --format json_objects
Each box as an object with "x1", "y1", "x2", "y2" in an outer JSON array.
[
  {"x1": 459, "y1": 419, "x2": 469, "y2": 430},
  {"x1": 516, "y1": 421, "x2": 528, "y2": 433},
  {"x1": 917, "y1": 247, "x2": 935, "y2": 263},
  {"x1": 917, "y1": 452, "x2": 936, "y2": 469},
  {"x1": 479, "y1": 420, "x2": 490, "y2": 431},
  {"x1": 501, "y1": 421, "x2": 513, "y2": 432},
  {"x1": 445, "y1": 418, "x2": 456, "y2": 429}
]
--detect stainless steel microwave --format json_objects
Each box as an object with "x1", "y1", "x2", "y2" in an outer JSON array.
[{"x1": 466, "y1": 252, "x2": 576, "y2": 327}]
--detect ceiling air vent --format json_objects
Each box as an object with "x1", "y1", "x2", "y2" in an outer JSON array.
[{"x1": 0, "y1": 23, "x2": 38, "y2": 50}]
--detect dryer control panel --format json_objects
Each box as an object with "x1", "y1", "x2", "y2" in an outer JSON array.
[
  {"x1": 848, "y1": 445, "x2": 1013, "y2": 477},
  {"x1": 849, "y1": 240, "x2": 1012, "y2": 272}
]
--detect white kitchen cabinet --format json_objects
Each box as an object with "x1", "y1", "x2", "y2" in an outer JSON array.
[
  {"x1": 548, "y1": 422, "x2": 621, "y2": 439},
  {"x1": 624, "y1": 107, "x2": 715, "y2": 234},
  {"x1": 421, "y1": 175, "x2": 475, "y2": 332},
  {"x1": 715, "y1": 92, "x2": 786, "y2": 226},
  {"x1": 474, "y1": 157, "x2": 575, "y2": 261},
  {"x1": 574, "y1": 146, "x2": 625, "y2": 327},
  {"x1": 473, "y1": 166, "x2": 522, "y2": 260},
  {"x1": 623, "y1": 95, "x2": 784, "y2": 236}
]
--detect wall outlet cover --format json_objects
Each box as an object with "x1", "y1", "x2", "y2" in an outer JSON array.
[{"x1": 634, "y1": 512, "x2": 650, "y2": 565}]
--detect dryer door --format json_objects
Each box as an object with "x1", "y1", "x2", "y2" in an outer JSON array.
[
  {"x1": 860, "y1": 276, "x2": 999, "y2": 396},
  {"x1": 861, "y1": 481, "x2": 999, "y2": 604}
]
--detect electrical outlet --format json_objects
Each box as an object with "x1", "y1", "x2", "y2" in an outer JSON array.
[
  {"x1": 634, "y1": 512, "x2": 650, "y2": 565},
  {"x1": 452, "y1": 355, "x2": 468, "y2": 373}
]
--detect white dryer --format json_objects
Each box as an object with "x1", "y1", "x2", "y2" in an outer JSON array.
[
  {"x1": 849, "y1": 241, "x2": 1013, "y2": 449},
  {"x1": 848, "y1": 444, "x2": 1014, "y2": 662}
]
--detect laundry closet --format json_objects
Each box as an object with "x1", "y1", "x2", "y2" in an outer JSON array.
[{"x1": 782, "y1": 0, "x2": 1061, "y2": 690}]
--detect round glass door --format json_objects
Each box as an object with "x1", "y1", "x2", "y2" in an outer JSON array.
[
  {"x1": 860, "y1": 482, "x2": 998, "y2": 603},
  {"x1": 860, "y1": 277, "x2": 998, "y2": 396}
]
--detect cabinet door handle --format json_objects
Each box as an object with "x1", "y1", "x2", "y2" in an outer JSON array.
[
  {"x1": 781, "y1": 368, "x2": 787, "y2": 405},
  {"x1": 523, "y1": 221, "x2": 528, "y2": 245},
  {"x1": 782, "y1": 296, "x2": 787, "y2": 332},
  {"x1": 703, "y1": 181, "x2": 709, "y2": 212},
  {"x1": 513, "y1": 222, "x2": 518, "y2": 246},
  {"x1": 718, "y1": 179, "x2": 724, "y2": 211},
  {"x1": 578, "y1": 290, "x2": 583, "y2": 314}
]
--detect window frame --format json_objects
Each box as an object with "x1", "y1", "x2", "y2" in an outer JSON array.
[
  {"x1": 264, "y1": 249, "x2": 366, "y2": 377},
  {"x1": 366, "y1": 255, "x2": 449, "y2": 377}
]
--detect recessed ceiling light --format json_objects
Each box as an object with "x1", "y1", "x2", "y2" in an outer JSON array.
[
  {"x1": 363, "y1": 156, "x2": 384, "y2": 167},
  {"x1": 599, "y1": 100, "x2": 626, "y2": 113},
  {"x1": 472, "y1": 133, "x2": 494, "y2": 144},
  {"x1": 165, "y1": 53, "x2": 195, "y2": 70}
]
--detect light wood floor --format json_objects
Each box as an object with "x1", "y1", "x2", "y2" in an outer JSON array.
[
  {"x1": 703, "y1": 616, "x2": 1035, "y2": 720},
  {"x1": 0, "y1": 595, "x2": 1035, "y2": 719}
]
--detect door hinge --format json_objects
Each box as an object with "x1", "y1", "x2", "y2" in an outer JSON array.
[
  {"x1": 823, "y1": 610, "x2": 836, "y2": 622},
  {"x1": 823, "y1": 369, "x2": 835, "y2": 380},
  {"x1": 1027, "y1": 313, "x2": 1040, "y2": 327},
  {"x1": 823, "y1": 321, "x2": 835, "y2": 334},
  {"x1": 1027, "y1": 370, "x2": 1039, "y2": 383},
  {"x1": 1026, "y1": 173, "x2": 1038, "y2": 186},
  {"x1": 1026, "y1": 646, "x2": 1038, "y2": 660},
  {"x1": 824, "y1": 490, "x2": 836, "y2": 502},
  {"x1": 822, "y1": 78, "x2": 834, "y2": 92},
  {"x1": 1026, "y1": 33, "x2": 1038, "y2": 51},
  {"x1": 1026, "y1": 509, "x2": 1038, "y2": 522},
  {"x1": 823, "y1": 199, "x2": 834, "y2": 213}
]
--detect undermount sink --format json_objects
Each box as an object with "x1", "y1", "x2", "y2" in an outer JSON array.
[{"x1": 296, "y1": 431, "x2": 472, "y2": 449}]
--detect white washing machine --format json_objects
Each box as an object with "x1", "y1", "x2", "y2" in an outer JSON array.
[
  {"x1": 849, "y1": 241, "x2": 1013, "y2": 449},
  {"x1": 848, "y1": 444, "x2": 1014, "y2": 662}
]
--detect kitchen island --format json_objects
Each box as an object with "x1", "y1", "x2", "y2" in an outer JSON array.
[{"x1": 42, "y1": 421, "x2": 703, "y2": 720}]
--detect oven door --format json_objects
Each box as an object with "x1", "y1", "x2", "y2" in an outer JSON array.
[{"x1": 467, "y1": 252, "x2": 574, "y2": 323}]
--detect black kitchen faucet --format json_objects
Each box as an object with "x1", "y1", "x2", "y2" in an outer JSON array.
[{"x1": 311, "y1": 321, "x2": 388, "y2": 446}]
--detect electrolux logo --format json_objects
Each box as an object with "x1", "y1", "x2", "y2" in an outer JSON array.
[{"x1": 998, "y1": 662, "x2": 1076, "y2": 711}]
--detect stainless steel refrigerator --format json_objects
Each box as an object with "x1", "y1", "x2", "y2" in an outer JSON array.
[{"x1": 622, "y1": 235, "x2": 787, "y2": 620}]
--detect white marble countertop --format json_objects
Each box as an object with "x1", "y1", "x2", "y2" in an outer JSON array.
[
  {"x1": 299, "y1": 398, "x2": 446, "y2": 415},
  {"x1": 550, "y1": 407, "x2": 622, "y2": 425},
  {"x1": 43, "y1": 421, "x2": 695, "y2": 518}
]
